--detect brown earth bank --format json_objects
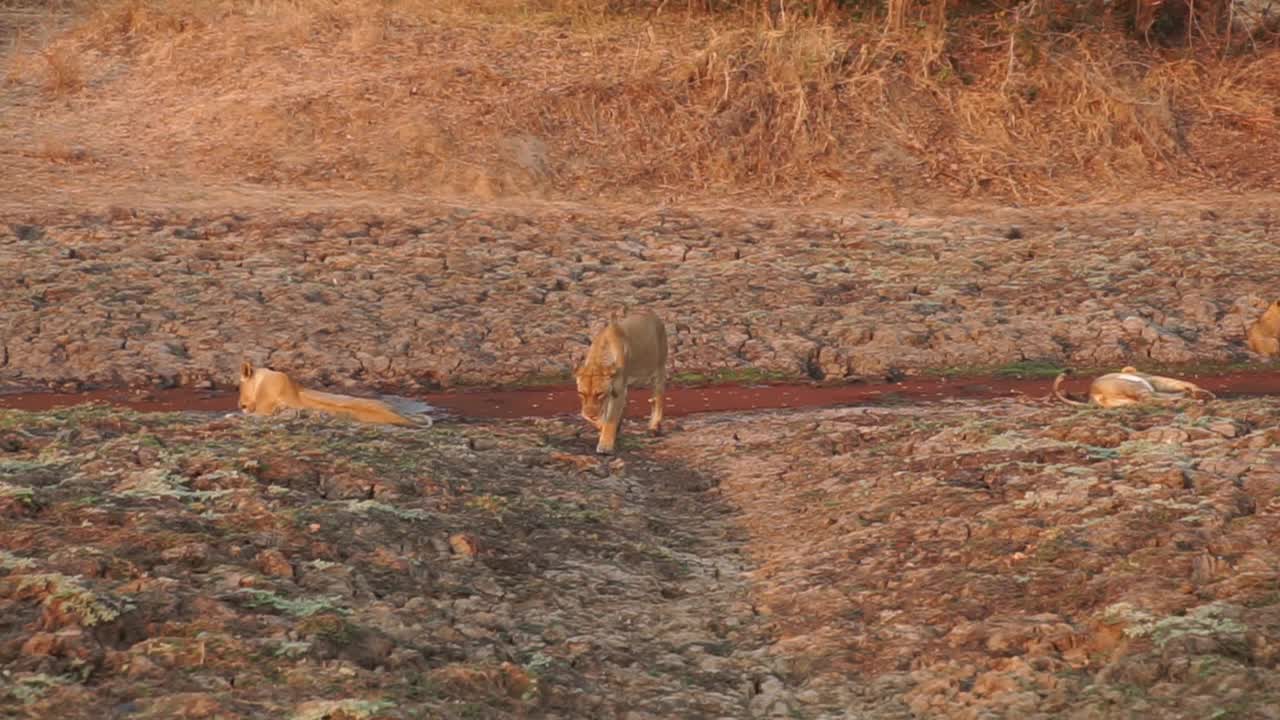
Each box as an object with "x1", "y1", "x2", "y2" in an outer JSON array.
[
  {"x1": 657, "y1": 396, "x2": 1280, "y2": 718},
  {"x1": 5, "y1": 368, "x2": 1280, "y2": 419},
  {"x1": 0, "y1": 405, "x2": 822, "y2": 719},
  {"x1": 2, "y1": 199, "x2": 1278, "y2": 393},
  {"x1": 3, "y1": 394, "x2": 1279, "y2": 718}
]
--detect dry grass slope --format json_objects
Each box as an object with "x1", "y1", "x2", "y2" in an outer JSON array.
[{"x1": 2, "y1": 0, "x2": 1279, "y2": 206}]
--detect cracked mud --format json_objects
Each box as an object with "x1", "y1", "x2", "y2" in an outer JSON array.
[{"x1": 2, "y1": 201, "x2": 1277, "y2": 393}]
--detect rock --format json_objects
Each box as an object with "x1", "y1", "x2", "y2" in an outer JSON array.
[
  {"x1": 748, "y1": 675, "x2": 789, "y2": 717},
  {"x1": 1208, "y1": 421, "x2": 1240, "y2": 438},
  {"x1": 21, "y1": 632, "x2": 58, "y2": 657},
  {"x1": 254, "y1": 549, "x2": 294, "y2": 578},
  {"x1": 448, "y1": 533, "x2": 480, "y2": 558},
  {"x1": 160, "y1": 543, "x2": 213, "y2": 569},
  {"x1": 12, "y1": 224, "x2": 45, "y2": 242},
  {"x1": 467, "y1": 436, "x2": 499, "y2": 451},
  {"x1": 125, "y1": 655, "x2": 162, "y2": 679}
]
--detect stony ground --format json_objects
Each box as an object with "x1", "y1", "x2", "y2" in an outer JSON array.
[
  {"x1": 660, "y1": 396, "x2": 1280, "y2": 719},
  {"x1": 2, "y1": 198, "x2": 1278, "y2": 393},
  {"x1": 4, "y1": 394, "x2": 1279, "y2": 719},
  {"x1": 0, "y1": 405, "x2": 827, "y2": 720}
]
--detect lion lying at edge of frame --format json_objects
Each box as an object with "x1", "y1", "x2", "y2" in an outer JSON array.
[
  {"x1": 1052, "y1": 366, "x2": 1216, "y2": 408},
  {"x1": 238, "y1": 361, "x2": 431, "y2": 426},
  {"x1": 1247, "y1": 299, "x2": 1280, "y2": 357}
]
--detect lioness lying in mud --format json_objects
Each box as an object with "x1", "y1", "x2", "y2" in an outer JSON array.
[
  {"x1": 1053, "y1": 366, "x2": 1216, "y2": 408},
  {"x1": 1247, "y1": 299, "x2": 1280, "y2": 357},
  {"x1": 238, "y1": 361, "x2": 425, "y2": 426},
  {"x1": 574, "y1": 310, "x2": 668, "y2": 455}
]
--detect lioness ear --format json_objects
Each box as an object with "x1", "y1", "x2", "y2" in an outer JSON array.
[
  {"x1": 1121, "y1": 366, "x2": 1137, "y2": 374},
  {"x1": 240, "y1": 360, "x2": 254, "y2": 380}
]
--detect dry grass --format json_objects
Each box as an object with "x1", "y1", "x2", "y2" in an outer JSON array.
[
  {"x1": 2, "y1": 0, "x2": 1278, "y2": 205},
  {"x1": 37, "y1": 43, "x2": 80, "y2": 93},
  {"x1": 33, "y1": 136, "x2": 90, "y2": 163}
]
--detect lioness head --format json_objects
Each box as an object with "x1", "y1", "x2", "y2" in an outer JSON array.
[
  {"x1": 238, "y1": 360, "x2": 261, "y2": 414},
  {"x1": 574, "y1": 365, "x2": 618, "y2": 428}
]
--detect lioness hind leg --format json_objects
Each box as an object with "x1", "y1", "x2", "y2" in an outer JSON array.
[
  {"x1": 1096, "y1": 395, "x2": 1143, "y2": 409},
  {"x1": 1148, "y1": 377, "x2": 1216, "y2": 400},
  {"x1": 648, "y1": 370, "x2": 666, "y2": 436}
]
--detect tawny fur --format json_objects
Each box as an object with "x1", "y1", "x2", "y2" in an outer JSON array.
[
  {"x1": 238, "y1": 361, "x2": 417, "y2": 426},
  {"x1": 1053, "y1": 366, "x2": 1215, "y2": 408},
  {"x1": 574, "y1": 310, "x2": 668, "y2": 455},
  {"x1": 1247, "y1": 300, "x2": 1280, "y2": 357}
]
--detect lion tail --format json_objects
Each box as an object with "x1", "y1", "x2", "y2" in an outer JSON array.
[{"x1": 1052, "y1": 371, "x2": 1089, "y2": 407}]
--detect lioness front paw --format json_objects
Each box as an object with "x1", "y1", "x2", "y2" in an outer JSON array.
[{"x1": 595, "y1": 441, "x2": 614, "y2": 455}]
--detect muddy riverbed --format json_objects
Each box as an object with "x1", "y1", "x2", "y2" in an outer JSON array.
[{"x1": 2, "y1": 369, "x2": 1280, "y2": 420}]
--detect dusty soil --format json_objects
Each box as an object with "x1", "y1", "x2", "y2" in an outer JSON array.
[
  {"x1": 0, "y1": 405, "x2": 826, "y2": 719},
  {"x1": 4, "y1": 394, "x2": 1279, "y2": 718},
  {"x1": 659, "y1": 396, "x2": 1280, "y2": 718},
  {"x1": 2, "y1": 198, "x2": 1278, "y2": 393}
]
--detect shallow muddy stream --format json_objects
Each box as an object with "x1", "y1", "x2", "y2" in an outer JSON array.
[{"x1": 3, "y1": 370, "x2": 1280, "y2": 420}]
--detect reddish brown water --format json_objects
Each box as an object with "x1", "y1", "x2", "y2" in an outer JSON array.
[{"x1": 1, "y1": 370, "x2": 1278, "y2": 420}]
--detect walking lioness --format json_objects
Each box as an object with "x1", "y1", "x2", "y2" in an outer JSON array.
[
  {"x1": 238, "y1": 361, "x2": 421, "y2": 426},
  {"x1": 574, "y1": 310, "x2": 668, "y2": 455},
  {"x1": 1053, "y1": 366, "x2": 1216, "y2": 408}
]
